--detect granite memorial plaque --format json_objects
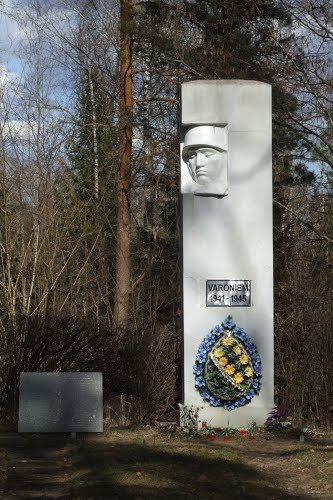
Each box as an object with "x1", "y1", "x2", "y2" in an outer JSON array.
[{"x1": 18, "y1": 372, "x2": 103, "y2": 433}]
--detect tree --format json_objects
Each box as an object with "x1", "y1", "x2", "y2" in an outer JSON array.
[
  {"x1": 279, "y1": 0, "x2": 333, "y2": 173},
  {"x1": 113, "y1": 0, "x2": 133, "y2": 330}
]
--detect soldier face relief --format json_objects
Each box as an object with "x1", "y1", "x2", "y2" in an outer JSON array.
[{"x1": 186, "y1": 146, "x2": 224, "y2": 185}]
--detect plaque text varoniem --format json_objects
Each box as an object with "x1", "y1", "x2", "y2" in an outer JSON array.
[{"x1": 206, "y1": 280, "x2": 251, "y2": 307}]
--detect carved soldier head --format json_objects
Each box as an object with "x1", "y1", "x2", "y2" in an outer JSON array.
[{"x1": 182, "y1": 126, "x2": 227, "y2": 186}]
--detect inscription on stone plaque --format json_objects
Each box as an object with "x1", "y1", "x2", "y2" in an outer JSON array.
[
  {"x1": 18, "y1": 372, "x2": 103, "y2": 433},
  {"x1": 206, "y1": 280, "x2": 251, "y2": 307}
]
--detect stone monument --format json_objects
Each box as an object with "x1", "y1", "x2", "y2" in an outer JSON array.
[{"x1": 180, "y1": 80, "x2": 274, "y2": 429}]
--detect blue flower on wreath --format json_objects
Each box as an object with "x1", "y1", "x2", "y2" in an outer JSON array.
[
  {"x1": 234, "y1": 329, "x2": 246, "y2": 342},
  {"x1": 213, "y1": 325, "x2": 222, "y2": 335},
  {"x1": 205, "y1": 332, "x2": 215, "y2": 343},
  {"x1": 252, "y1": 379, "x2": 260, "y2": 389},
  {"x1": 223, "y1": 316, "x2": 235, "y2": 329},
  {"x1": 195, "y1": 376, "x2": 206, "y2": 388},
  {"x1": 198, "y1": 343, "x2": 208, "y2": 353},
  {"x1": 245, "y1": 389, "x2": 255, "y2": 399},
  {"x1": 196, "y1": 352, "x2": 206, "y2": 363},
  {"x1": 193, "y1": 365, "x2": 203, "y2": 376},
  {"x1": 225, "y1": 403, "x2": 235, "y2": 411},
  {"x1": 200, "y1": 389, "x2": 211, "y2": 401}
]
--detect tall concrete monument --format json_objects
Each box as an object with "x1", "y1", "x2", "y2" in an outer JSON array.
[{"x1": 181, "y1": 80, "x2": 274, "y2": 428}]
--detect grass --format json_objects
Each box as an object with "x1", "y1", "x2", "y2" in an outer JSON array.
[
  {"x1": 1, "y1": 427, "x2": 332, "y2": 498},
  {"x1": 64, "y1": 428, "x2": 321, "y2": 499}
]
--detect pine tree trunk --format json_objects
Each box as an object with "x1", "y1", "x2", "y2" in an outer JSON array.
[{"x1": 113, "y1": 0, "x2": 133, "y2": 330}]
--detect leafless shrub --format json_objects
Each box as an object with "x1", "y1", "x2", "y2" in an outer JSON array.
[
  {"x1": 119, "y1": 324, "x2": 180, "y2": 425},
  {"x1": 0, "y1": 314, "x2": 180, "y2": 428},
  {"x1": 274, "y1": 190, "x2": 333, "y2": 428},
  {"x1": 0, "y1": 314, "x2": 121, "y2": 426}
]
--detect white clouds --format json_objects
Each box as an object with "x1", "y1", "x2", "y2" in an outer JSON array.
[
  {"x1": 0, "y1": 119, "x2": 37, "y2": 141},
  {"x1": 0, "y1": 63, "x2": 17, "y2": 86},
  {"x1": 0, "y1": 1, "x2": 24, "y2": 55},
  {"x1": 0, "y1": 0, "x2": 27, "y2": 84}
]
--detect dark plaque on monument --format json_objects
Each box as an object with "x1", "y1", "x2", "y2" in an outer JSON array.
[
  {"x1": 18, "y1": 372, "x2": 103, "y2": 433},
  {"x1": 206, "y1": 280, "x2": 251, "y2": 307}
]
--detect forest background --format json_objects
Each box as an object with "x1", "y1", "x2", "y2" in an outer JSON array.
[{"x1": 0, "y1": 0, "x2": 332, "y2": 429}]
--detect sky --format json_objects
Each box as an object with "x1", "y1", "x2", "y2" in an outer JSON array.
[
  {"x1": 0, "y1": 1, "x2": 24, "y2": 79},
  {"x1": 0, "y1": 0, "x2": 77, "y2": 146},
  {"x1": 0, "y1": 3, "x2": 27, "y2": 142},
  {"x1": 0, "y1": 0, "x2": 78, "y2": 87},
  {"x1": 0, "y1": 0, "x2": 329, "y2": 180}
]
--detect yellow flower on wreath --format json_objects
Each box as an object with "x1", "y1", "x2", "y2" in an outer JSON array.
[
  {"x1": 233, "y1": 345, "x2": 242, "y2": 356},
  {"x1": 218, "y1": 357, "x2": 228, "y2": 367},
  {"x1": 214, "y1": 347, "x2": 224, "y2": 358},
  {"x1": 222, "y1": 336, "x2": 234, "y2": 347},
  {"x1": 233, "y1": 373, "x2": 244, "y2": 384},
  {"x1": 239, "y1": 354, "x2": 249, "y2": 365},
  {"x1": 224, "y1": 364, "x2": 235, "y2": 375},
  {"x1": 245, "y1": 367, "x2": 253, "y2": 377}
]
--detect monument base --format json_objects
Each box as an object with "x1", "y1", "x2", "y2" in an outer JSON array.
[{"x1": 179, "y1": 402, "x2": 273, "y2": 430}]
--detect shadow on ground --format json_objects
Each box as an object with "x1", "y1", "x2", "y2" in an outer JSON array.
[
  {"x1": 0, "y1": 433, "x2": 70, "y2": 499},
  {"x1": 0, "y1": 431, "x2": 330, "y2": 499},
  {"x1": 65, "y1": 436, "x2": 310, "y2": 499}
]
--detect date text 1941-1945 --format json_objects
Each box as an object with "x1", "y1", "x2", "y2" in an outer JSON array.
[{"x1": 206, "y1": 280, "x2": 251, "y2": 307}]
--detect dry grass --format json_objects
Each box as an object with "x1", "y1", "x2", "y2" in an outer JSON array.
[
  {"x1": 1, "y1": 428, "x2": 332, "y2": 499},
  {"x1": 65, "y1": 428, "x2": 333, "y2": 499}
]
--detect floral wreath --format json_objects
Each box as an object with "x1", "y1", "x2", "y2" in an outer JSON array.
[{"x1": 193, "y1": 316, "x2": 261, "y2": 411}]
